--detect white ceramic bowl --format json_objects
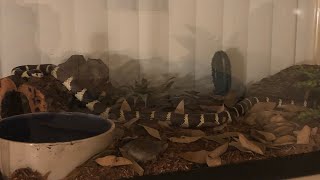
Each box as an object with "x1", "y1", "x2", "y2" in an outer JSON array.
[{"x1": 0, "y1": 112, "x2": 115, "y2": 180}]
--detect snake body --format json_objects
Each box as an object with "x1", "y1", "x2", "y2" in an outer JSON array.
[{"x1": 11, "y1": 64, "x2": 311, "y2": 128}]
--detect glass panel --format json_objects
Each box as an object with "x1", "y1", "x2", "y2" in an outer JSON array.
[{"x1": 0, "y1": 0, "x2": 320, "y2": 179}]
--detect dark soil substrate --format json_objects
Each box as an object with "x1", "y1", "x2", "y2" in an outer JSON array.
[
  {"x1": 4, "y1": 65, "x2": 320, "y2": 179},
  {"x1": 247, "y1": 64, "x2": 320, "y2": 103},
  {"x1": 62, "y1": 123, "x2": 320, "y2": 180},
  {"x1": 9, "y1": 168, "x2": 46, "y2": 180}
]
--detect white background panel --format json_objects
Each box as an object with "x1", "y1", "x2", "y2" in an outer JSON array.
[
  {"x1": 194, "y1": 0, "x2": 224, "y2": 92},
  {"x1": 138, "y1": 0, "x2": 169, "y2": 82},
  {"x1": 222, "y1": 0, "x2": 249, "y2": 88},
  {"x1": 107, "y1": 0, "x2": 140, "y2": 85},
  {"x1": 270, "y1": 0, "x2": 298, "y2": 74},
  {"x1": 73, "y1": 0, "x2": 108, "y2": 63},
  {"x1": 0, "y1": 0, "x2": 317, "y2": 91},
  {"x1": 246, "y1": 0, "x2": 273, "y2": 84},
  {"x1": 295, "y1": 0, "x2": 316, "y2": 64},
  {"x1": 38, "y1": 0, "x2": 75, "y2": 64},
  {"x1": 168, "y1": 0, "x2": 196, "y2": 90},
  {"x1": 1, "y1": 0, "x2": 40, "y2": 76}
]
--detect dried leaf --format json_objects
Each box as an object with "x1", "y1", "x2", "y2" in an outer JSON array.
[
  {"x1": 177, "y1": 129, "x2": 206, "y2": 137},
  {"x1": 204, "y1": 132, "x2": 239, "y2": 144},
  {"x1": 207, "y1": 143, "x2": 229, "y2": 159},
  {"x1": 272, "y1": 125, "x2": 295, "y2": 136},
  {"x1": 249, "y1": 102, "x2": 276, "y2": 113},
  {"x1": 174, "y1": 100, "x2": 185, "y2": 114},
  {"x1": 277, "y1": 104, "x2": 306, "y2": 113},
  {"x1": 95, "y1": 155, "x2": 132, "y2": 167},
  {"x1": 251, "y1": 130, "x2": 276, "y2": 142},
  {"x1": 224, "y1": 90, "x2": 239, "y2": 107},
  {"x1": 229, "y1": 141, "x2": 252, "y2": 153},
  {"x1": 184, "y1": 90, "x2": 200, "y2": 96},
  {"x1": 311, "y1": 127, "x2": 318, "y2": 136},
  {"x1": 43, "y1": 171, "x2": 51, "y2": 180},
  {"x1": 265, "y1": 144, "x2": 282, "y2": 150},
  {"x1": 204, "y1": 136, "x2": 228, "y2": 144},
  {"x1": 206, "y1": 156, "x2": 222, "y2": 167},
  {"x1": 124, "y1": 118, "x2": 140, "y2": 128},
  {"x1": 213, "y1": 123, "x2": 227, "y2": 131},
  {"x1": 169, "y1": 136, "x2": 202, "y2": 144},
  {"x1": 179, "y1": 150, "x2": 208, "y2": 164},
  {"x1": 273, "y1": 135, "x2": 296, "y2": 146},
  {"x1": 214, "y1": 132, "x2": 240, "y2": 139},
  {"x1": 293, "y1": 130, "x2": 299, "y2": 136},
  {"x1": 270, "y1": 115, "x2": 287, "y2": 123},
  {"x1": 120, "y1": 100, "x2": 132, "y2": 112},
  {"x1": 116, "y1": 97, "x2": 126, "y2": 103},
  {"x1": 239, "y1": 134, "x2": 265, "y2": 155},
  {"x1": 243, "y1": 113, "x2": 258, "y2": 125},
  {"x1": 263, "y1": 122, "x2": 294, "y2": 131},
  {"x1": 297, "y1": 125, "x2": 311, "y2": 144},
  {"x1": 276, "y1": 111, "x2": 297, "y2": 119},
  {"x1": 216, "y1": 105, "x2": 225, "y2": 113},
  {"x1": 157, "y1": 121, "x2": 172, "y2": 129},
  {"x1": 119, "y1": 148, "x2": 144, "y2": 176},
  {"x1": 139, "y1": 125, "x2": 161, "y2": 140},
  {"x1": 99, "y1": 91, "x2": 106, "y2": 97},
  {"x1": 248, "y1": 111, "x2": 277, "y2": 126}
]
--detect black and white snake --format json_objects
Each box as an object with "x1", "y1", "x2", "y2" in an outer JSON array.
[{"x1": 11, "y1": 64, "x2": 312, "y2": 128}]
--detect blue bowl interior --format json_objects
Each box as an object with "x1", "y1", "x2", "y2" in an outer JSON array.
[{"x1": 0, "y1": 112, "x2": 111, "y2": 143}]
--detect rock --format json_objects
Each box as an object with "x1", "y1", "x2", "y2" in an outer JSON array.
[
  {"x1": 121, "y1": 138, "x2": 168, "y2": 163},
  {"x1": 59, "y1": 55, "x2": 111, "y2": 97},
  {"x1": 58, "y1": 55, "x2": 86, "y2": 76},
  {"x1": 211, "y1": 51, "x2": 231, "y2": 96}
]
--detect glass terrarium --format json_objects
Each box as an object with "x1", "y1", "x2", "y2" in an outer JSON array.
[{"x1": 0, "y1": 0, "x2": 320, "y2": 179}]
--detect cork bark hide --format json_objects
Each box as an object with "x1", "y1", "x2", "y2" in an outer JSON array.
[
  {"x1": 0, "y1": 77, "x2": 17, "y2": 102},
  {"x1": 18, "y1": 84, "x2": 47, "y2": 113},
  {"x1": 0, "y1": 77, "x2": 18, "y2": 118},
  {"x1": 15, "y1": 76, "x2": 86, "y2": 114}
]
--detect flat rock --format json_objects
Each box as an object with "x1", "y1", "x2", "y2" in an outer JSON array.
[{"x1": 121, "y1": 138, "x2": 168, "y2": 163}]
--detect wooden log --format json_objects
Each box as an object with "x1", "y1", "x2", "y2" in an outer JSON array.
[
  {"x1": 2, "y1": 73, "x2": 112, "y2": 117},
  {"x1": 16, "y1": 76, "x2": 86, "y2": 114},
  {"x1": 0, "y1": 77, "x2": 17, "y2": 101},
  {"x1": 0, "y1": 77, "x2": 18, "y2": 118},
  {"x1": 18, "y1": 84, "x2": 47, "y2": 113}
]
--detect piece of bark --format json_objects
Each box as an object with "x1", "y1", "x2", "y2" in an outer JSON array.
[
  {"x1": 17, "y1": 76, "x2": 83, "y2": 113},
  {"x1": 18, "y1": 84, "x2": 48, "y2": 112},
  {"x1": 0, "y1": 77, "x2": 18, "y2": 118},
  {"x1": 0, "y1": 77, "x2": 17, "y2": 101}
]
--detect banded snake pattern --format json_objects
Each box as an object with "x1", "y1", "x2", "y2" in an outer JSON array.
[{"x1": 11, "y1": 64, "x2": 312, "y2": 128}]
